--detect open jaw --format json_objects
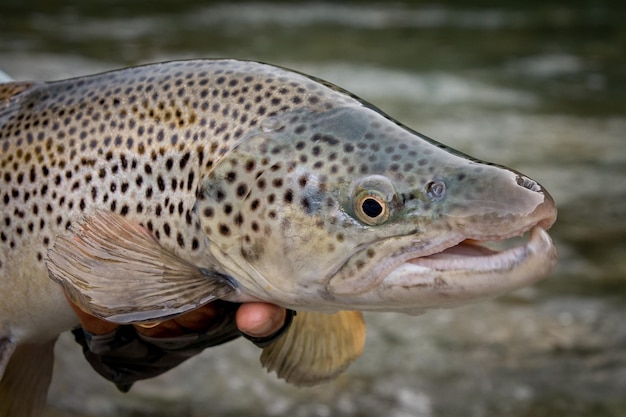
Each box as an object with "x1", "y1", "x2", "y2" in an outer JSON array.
[
  {"x1": 380, "y1": 226, "x2": 558, "y2": 310},
  {"x1": 408, "y1": 226, "x2": 553, "y2": 272}
]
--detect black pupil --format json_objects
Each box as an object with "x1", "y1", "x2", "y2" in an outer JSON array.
[{"x1": 362, "y1": 198, "x2": 383, "y2": 218}]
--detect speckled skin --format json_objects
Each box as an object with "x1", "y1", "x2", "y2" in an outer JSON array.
[
  {"x1": 1, "y1": 60, "x2": 556, "y2": 344},
  {"x1": 0, "y1": 60, "x2": 356, "y2": 342}
]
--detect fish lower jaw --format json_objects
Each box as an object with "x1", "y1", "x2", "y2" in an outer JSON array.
[{"x1": 378, "y1": 227, "x2": 557, "y2": 310}]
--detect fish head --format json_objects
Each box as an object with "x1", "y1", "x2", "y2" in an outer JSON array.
[{"x1": 197, "y1": 93, "x2": 557, "y2": 313}]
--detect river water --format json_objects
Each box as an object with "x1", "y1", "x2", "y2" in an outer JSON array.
[{"x1": 1, "y1": 1, "x2": 624, "y2": 416}]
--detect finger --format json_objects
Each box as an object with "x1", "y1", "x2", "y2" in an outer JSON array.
[
  {"x1": 65, "y1": 295, "x2": 118, "y2": 335},
  {"x1": 135, "y1": 319, "x2": 186, "y2": 338},
  {"x1": 236, "y1": 303, "x2": 287, "y2": 338},
  {"x1": 135, "y1": 304, "x2": 222, "y2": 337},
  {"x1": 172, "y1": 303, "x2": 220, "y2": 332}
]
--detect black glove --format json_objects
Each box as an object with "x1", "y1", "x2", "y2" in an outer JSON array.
[{"x1": 72, "y1": 301, "x2": 294, "y2": 393}]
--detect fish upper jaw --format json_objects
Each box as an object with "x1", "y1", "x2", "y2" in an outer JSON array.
[{"x1": 440, "y1": 166, "x2": 557, "y2": 241}]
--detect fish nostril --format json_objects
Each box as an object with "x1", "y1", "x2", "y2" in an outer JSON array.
[
  {"x1": 516, "y1": 175, "x2": 542, "y2": 193},
  {"x1": 426, "y1": 180, "x2": 447, "y2": 200}
]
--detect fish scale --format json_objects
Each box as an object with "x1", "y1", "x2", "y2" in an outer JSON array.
[{"x1": 0, "y1": 59, "x2": 557, "y2": 415}]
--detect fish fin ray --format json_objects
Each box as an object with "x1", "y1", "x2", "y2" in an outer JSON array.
[
  {"x1": 260, "y1": 311, "x2": 366, "y2": 386},
  {"x1": 0, "y1": 81, "x2": 41, "y2": 124},
  {"x1": 0, "y1": 340, "x2": 56, "y2": 417},
  {"x1": 0, "y1": 81, "x2": 38, "y2": 101},
  {"x1": 0, "y1": 332, "x2": 16, "y2": 381},
  {"x1": 46, "y1": 210, "x2": 236, "y2": 324}
]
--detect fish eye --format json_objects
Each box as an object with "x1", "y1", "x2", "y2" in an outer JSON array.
[
  {"x1": 355, "y1": 193, "x2": 389, "y2": 226},
  {"x1": 354, "y1": 191, "x2": 390, "y2": 226},
  {"x1": 362, "y1": 197, "x2": 383, "y2": 218},
  {"x1": 352, "y1": 175, "x2": 397, "y2": 226}
]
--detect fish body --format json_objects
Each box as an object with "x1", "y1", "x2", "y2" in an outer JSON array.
[{"x1": 0, "y1": 60, "x2": 557, "y2": 415}]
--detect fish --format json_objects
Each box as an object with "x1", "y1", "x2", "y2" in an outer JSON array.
[{"x1": 0, "y1": 59, "x2": 557, "y2": 416}]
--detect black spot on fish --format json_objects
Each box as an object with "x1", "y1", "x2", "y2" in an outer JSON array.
[{"x1": 219, "y1": 224, "x2": 231, "y2": 236}]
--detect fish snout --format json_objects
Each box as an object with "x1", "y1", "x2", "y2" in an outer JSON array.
[
  {"x1": 443, "y1": 165, "x2": 557, "y2": 239},
  {"x1": 514, "y1": 174, "x2": 557, "y2": 231}
]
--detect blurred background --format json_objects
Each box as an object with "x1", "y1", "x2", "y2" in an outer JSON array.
[{"x1": 1, "y1": 1, "x2": 624, "y2": 416}]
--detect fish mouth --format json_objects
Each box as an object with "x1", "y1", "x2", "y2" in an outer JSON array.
[
  {"x1": 406, "y1": 226, "x2": 553, "y2": 273},
  {"x1": 376, "y1": 225, "x2": 557, "y2": 311}
]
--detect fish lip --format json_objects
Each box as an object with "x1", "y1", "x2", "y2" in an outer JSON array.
[
  {"x1": 385, "y1": 220, "x2": 546, "y2": 271},
  {"x1": 369, "y1": 225, "x2": 558, "y2": 312},
  {"x1": 404, "y1": 226, "x2": 554, "y2": 273},
  {"x1": 327, "y1": 219, "x2": 556, "y2": 299},
  {"x1": 327, "y1": 225, "x2": 556, "y2": 310}
]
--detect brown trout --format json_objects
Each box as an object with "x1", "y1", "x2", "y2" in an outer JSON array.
[{"x1": 0, "y1": 60, "x2": 557, "y2": 416}]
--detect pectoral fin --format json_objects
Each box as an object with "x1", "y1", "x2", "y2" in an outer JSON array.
[
  {"x1": 46, "y1": 210, "x2": 236, "y2": 324},
  {"x1": 0, "y1": 340, "x2": 55, "y2": 417},
  {"x1": 260, "y1": 311, "x2": 366, "y2": 386}
]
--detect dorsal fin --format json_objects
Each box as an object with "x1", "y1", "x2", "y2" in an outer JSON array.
[
  {"x1": 0, "y1": 81, "x2": 42, "y2": 126},
  {"x1": 0, "y1": 81, "x2": 39, "y2": 101}
]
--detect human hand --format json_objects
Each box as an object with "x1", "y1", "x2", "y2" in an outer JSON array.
[
  {"x1": 66, "y1": 297, "x2": 288, "y2": 340},
  {"x1": 67, "y1": 297, "x2": 292, "y2": 391}
]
